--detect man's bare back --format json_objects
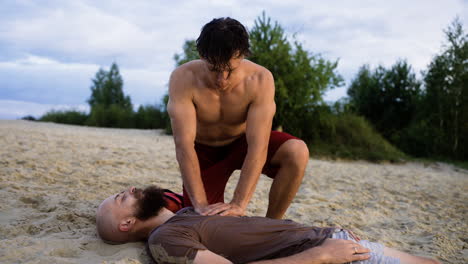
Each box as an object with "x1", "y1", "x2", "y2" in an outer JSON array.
[{"x1": 172, "y1": 58, "x2": 273, "y2": 146}]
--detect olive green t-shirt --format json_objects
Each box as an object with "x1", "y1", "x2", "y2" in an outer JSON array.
[{"x1": 148, "y1": 208, "x2": 334, "y2": 264}]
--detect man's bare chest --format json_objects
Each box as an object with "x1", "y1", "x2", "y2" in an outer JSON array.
[{"x1": 193, "y1": 88, "x2": 251, "y2": 125}]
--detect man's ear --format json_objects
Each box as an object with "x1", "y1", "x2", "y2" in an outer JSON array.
[{"x1": 119, "y1": 217, "x2": 136, "y2": 232}]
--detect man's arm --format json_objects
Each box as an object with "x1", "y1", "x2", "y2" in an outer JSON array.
[
  {"x1": 168, "y1": 69, "x2": 208, "y2": 211},
  {"x1": 229, "y1": 71, "x2": 276, "y2": 214},
  {"x1": 193, "y1": 239, "x2": 371, "y2": 264}
]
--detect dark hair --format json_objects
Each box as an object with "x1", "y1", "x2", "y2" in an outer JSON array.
[
  {"x1": 134, "y1": 186, "x2": 167, "y2": 220},
  {"x1": 196, "y1": 17, "x2": 251, "y2": 72}
]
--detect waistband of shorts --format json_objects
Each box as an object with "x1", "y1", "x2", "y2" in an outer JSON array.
[{"x1": 194, "y1": 134, "x2": 246, "y2": 149}]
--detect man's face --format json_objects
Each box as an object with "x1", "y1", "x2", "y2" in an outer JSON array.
[
  {"x1": 205, "y1": 55, "x2": 244, "y2": 88},
  {"x1": 102, "y1": 186, "x2": 142, "y2": 220},
  {"x1": 100, "y1": 185, "x2": 166, "y2": 221}
]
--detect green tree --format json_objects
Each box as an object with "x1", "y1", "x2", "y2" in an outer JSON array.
[
  {"x1": 173, "y1": 40, "x2": 199, "y2": 66},
  {"x1": 249, "y1": 12, "x2": 343, "y2": 135},
  {"x1": 86, "y1": 63, "x2": 134, "y2": 128},
  {"x1": 420, "y1": 17, "x2": 468, "y2": 159},
  {"x1": 134, "y1": 104, "x2": 166, "y2": 129},
  {"x1": 88, "y1": 63, "x2": 132, "y2": 110},
  {"x1": 347, "y1": 60, "x2": 421, "y2": 144}
]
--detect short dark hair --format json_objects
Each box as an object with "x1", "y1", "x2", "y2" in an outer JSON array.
[{"x1": 196, "y1": 17, "x2": 251, "y2": 72}]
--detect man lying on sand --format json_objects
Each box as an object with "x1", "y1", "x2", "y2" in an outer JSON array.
[{"x1": 96, "y1": 186, "x2": 439, "y2": 264}]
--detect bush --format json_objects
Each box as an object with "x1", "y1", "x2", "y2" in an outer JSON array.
[
  {"x1": 134, "y1": 104, "x2": 166, "y2": 129},
  {"x1": 85, "y1": 104, "x2": 134, "y2": 128},
  {"x1": 300, "y1": 107, "x2": 405, "y2": 162},
  {"x1": 21, "y1": 115, "x2": 36, "y2": 121},
  {"x1": 39, "y1": 110, "x2": 88, "y2": 125}
]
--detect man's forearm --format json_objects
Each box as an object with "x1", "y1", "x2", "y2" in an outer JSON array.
[
  {"x1": 231, "y1": 147, "x2": 267, "y2": 209},
  {"x1": 175, "y1": 145, "x2": 207, "y2": 208}
]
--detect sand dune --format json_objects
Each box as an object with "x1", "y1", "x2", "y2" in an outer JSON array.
[{"x1": 0, "y1": 120, "x2": 466, "y2": 263}]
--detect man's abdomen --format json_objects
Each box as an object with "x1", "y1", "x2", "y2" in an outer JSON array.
[{"x1": 195, "y1": 122, "x2": 246, "y2": 146}]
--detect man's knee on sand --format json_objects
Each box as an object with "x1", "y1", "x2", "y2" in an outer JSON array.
[{"x1": 273, "y1": 139, "x2": 309, "y2": 172}]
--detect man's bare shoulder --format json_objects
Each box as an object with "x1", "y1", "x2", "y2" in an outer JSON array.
[
  {"x1": 172, "y1": 60, "x2": 204, "y2": 77},
  {"x1": 242, "y1": 60, "x2": 274, "y2": 90},
  {"x1": 169, "y1": 60, "x2": 205, "y2": 94}
]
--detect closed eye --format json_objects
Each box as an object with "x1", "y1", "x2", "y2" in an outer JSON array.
[{"x1": 114, "y1": 191, "x2": 124, "y2": 201}]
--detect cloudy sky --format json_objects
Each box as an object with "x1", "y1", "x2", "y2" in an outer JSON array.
[{"x1": 0, "y1": 0, "x2": 466, "y2": 119}]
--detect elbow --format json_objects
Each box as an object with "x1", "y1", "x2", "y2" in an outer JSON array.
[{"x1": 174, "y1": 139, "x2": 195, "y2": 159}]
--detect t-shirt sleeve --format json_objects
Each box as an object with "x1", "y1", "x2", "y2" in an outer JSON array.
[{"x1": 148, "y1": 225, "x2": 207, "y2": 264}]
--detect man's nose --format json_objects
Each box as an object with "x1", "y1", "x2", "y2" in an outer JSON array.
[
  {"x1": 217, "y1": 71, "x2": 228, "y2": 80},
  {"x1": 129, "y1": 186, "x2": 135, "y2": 194}
]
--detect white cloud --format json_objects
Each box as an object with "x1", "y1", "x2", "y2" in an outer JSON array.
[
  {"x1": 1, "y1": 1, "x2": 165, "y2": 67},
  {"x1": 0, "y1": 0, "x2": 466, "y2": 115},
  {"x1": 0, "y1": 54, "x2": 169, "y2": 107}
]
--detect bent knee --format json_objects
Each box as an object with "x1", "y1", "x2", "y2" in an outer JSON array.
[{"x1": 282, "y1": 139, "x2": 309, "y2": 164}]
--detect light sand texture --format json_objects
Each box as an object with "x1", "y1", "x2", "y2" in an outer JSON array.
[{"x1": 0, "y1": 120, "x2": 466, "y2": 263}]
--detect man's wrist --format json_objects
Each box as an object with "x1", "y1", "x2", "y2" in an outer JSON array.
[
  {"x1": 297, "y1": 246, "x2": 326, "y2": 264},
  {"x1": 311, "y1": 244, "x2": 329, "y2": 264},
  {"x1": 230, "y1": 198, "x2": 248, "y2": 210},
  {"x1": 193, "y1": 199, "x2": 209, "y2": 210}
]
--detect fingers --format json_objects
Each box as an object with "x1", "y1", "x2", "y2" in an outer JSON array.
[
  {"x1": 219, "y1": 209, "x2": 236, "y2": 216},
  {"x1": 219, "y1": 208, "x2": 243, "y2": 216},
  {"x1": 351, "y1": 253, "x2": 371, "y2": 261},
  {"x1": 202, "y1": 203, "x2": 232, "y2": 216},
  {"x1": 351, "y1": 243, "x2": 371, "y2": 255},
  {"x1": 197, "y1": 203, "x2": 245, "y2": 216},
  {"x1": 357, "y1": 245, "x2": 371, "y2": 254}
]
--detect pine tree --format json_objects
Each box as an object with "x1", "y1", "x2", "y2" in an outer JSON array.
[
  {"x1": 86, "y1": 62, "x2": 134, "y2": 128},
  {"x1": 88, "y1": 62, "x2": 132, "y2": 111}
]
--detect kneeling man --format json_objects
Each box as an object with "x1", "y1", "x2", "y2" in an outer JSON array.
[
  {"x1": 168, "y1": 17, "x2": 309, "y2": 219},
  {"x1": 96, "y1": 186, "x2": 439, "y2": 264}
]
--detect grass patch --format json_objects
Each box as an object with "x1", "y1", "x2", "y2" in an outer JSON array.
[{"x1": 304, "y1": 112, "x2": 406, "y2": 162}]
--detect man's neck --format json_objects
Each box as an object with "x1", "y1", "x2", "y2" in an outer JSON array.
[
  {"x1": 138, "y1": 208, "x2": 175, "y2": 240},
  {"x1": 202, "y1": 60, "x2": 245, "y2": 92}
]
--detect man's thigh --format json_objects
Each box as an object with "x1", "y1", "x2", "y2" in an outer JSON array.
[
  {"x1": 260, "y1": 131, "x2": 300, "y2": 178},
  {"x1": 225, "y1": 131, "x2": 300, "y2": 178},
  {"x1": 184, "y1": 131, "x2": 300, "y2": 205}
]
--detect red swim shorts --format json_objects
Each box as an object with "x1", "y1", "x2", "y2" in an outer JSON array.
[{"x1": 182, "y1": 131, "x2": 299, "y2": 207}]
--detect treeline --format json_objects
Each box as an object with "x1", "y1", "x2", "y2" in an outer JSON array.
[
  {"x1": 346, "y1": 18, "x2": 467, "y2": 161},
  {"x1": 30, "y1": 13, "x2": 467, "y2": 163},
  {"x1": 36, "y1": 63, "x2": 170, "y2": 130}
]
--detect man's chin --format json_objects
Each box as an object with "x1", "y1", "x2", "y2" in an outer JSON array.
[{"x1": 134, "y1": 185, "x2": 166, "y2": 220}]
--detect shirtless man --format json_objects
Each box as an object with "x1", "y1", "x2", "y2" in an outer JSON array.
[
  {"x1": 96, "y1": 185, "x2": 440, "y2": 264},
  {"x1": 168, "y1": 17, "x2": 309, "y2": 219}
]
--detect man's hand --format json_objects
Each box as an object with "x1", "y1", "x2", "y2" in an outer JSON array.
[
  {"x1": 317, "y1": 238, "x2": 371, "y2": 264},
  {"x1": 195, "y1": 203, "x2": 245, "y2": 217},
  {"x1": 219, "y1": 203, "x2": 245, "y2": 216}
]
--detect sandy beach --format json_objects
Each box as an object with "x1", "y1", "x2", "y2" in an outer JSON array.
[{"x1": 0, "y1": 120, "x2": 466, "y2": 263}]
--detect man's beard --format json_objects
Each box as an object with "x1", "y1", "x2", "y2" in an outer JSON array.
[{"x1": 134, "y1": 186, "x2": 167, "y2": 221}]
